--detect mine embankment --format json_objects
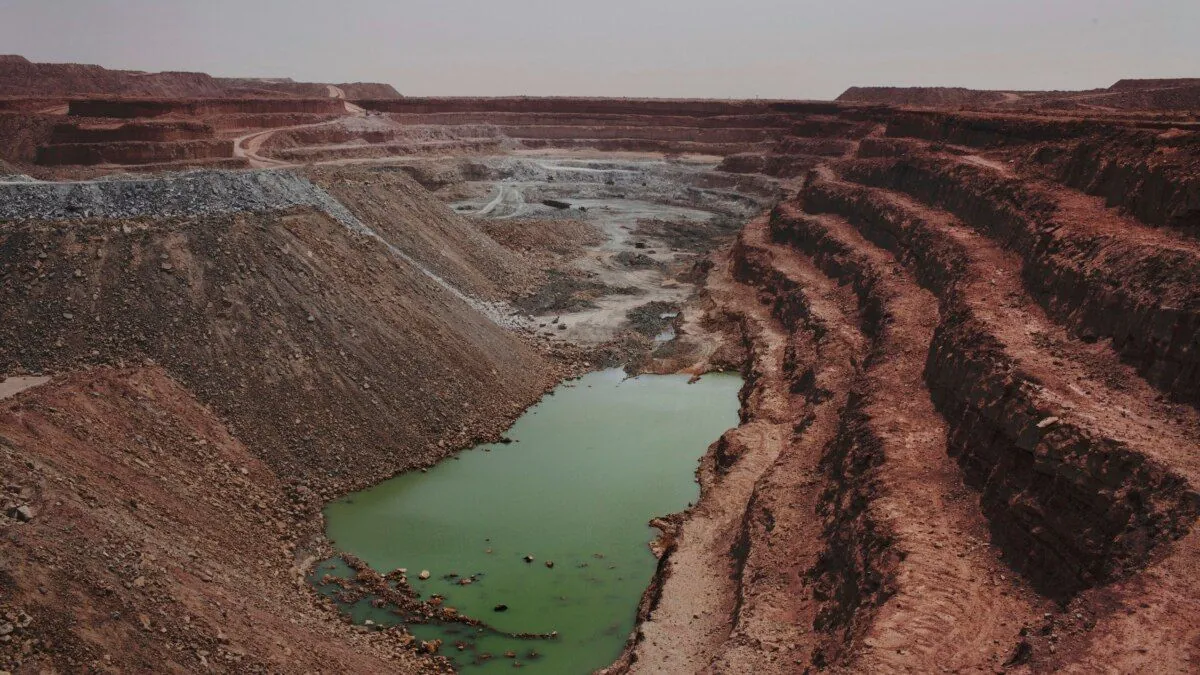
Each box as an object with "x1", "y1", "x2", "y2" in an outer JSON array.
[
  {"x1": 0, "y1": 159, "x2": 581, "y2": 672},
  {"x1": 382, "y1": 111, "x2": 796, "y2": 129},
  {"x1": 718, "y1": 120, "x2": 870, "y2": 178},
  {"x1": 721, "y1": 214, "x2": 879, "y2": 672},
  {"x1": 615, "y1": 215, "x2": 815, "y2": 673},
  {"x1": 764, "y1": 202, "x2": 1053, "y2": 670},
  {"x1": 67, "y1": 97, "x2": 348, "y2": 119},
  {"x1": 618, "y1": 107, "x2": 1200, "y2": 673}
]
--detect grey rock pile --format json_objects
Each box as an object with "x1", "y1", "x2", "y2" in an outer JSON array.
[{"x1": 0, "y1": 169, "x2": 362, "y2": 229}]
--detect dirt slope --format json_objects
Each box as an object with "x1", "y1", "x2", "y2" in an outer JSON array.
[
  {"x1": 0, "y1": 367, "x2": 444, "y2": 673},
  {"x1": 307, "y1": 165, "x2": 537, "y2": 300},
  {"x1": 0, "y1": 178, "x2": 556, "y2": 496}
]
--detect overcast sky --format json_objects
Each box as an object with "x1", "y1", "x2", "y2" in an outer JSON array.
[{"x1": 2, "y1": 0, "x2": 1197, "y2": 99}]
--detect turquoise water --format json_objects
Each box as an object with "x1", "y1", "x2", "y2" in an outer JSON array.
[{"x1": 318, "y1": 368, "x2": 742, "y2": 673}]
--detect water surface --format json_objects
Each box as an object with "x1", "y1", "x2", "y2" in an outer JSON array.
[{"x1": 319, "y1": 368, "x2": 741, "y2": 673}]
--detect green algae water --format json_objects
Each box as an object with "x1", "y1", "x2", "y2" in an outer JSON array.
[{"x1": 319, "y1": 368, "x2": 741, "y2": 673}]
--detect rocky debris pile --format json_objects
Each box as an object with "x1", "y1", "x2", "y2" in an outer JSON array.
[
  {"x1": 513, "y1": 270, "x2": 640, "y2": 315},
  {"x1": 613, "y1": 250, "x2": 664, "y2": 269},
  {"x1": 625, "y1": 301, "x2": 681, "y2": 337},
  {"x1": 0, "y1": 169, "x2": 361, "y2": 227}
]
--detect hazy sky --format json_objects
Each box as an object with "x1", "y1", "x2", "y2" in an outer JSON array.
[{"x1": 2, "y1": 0, "x2": 1197, "y2": 99}]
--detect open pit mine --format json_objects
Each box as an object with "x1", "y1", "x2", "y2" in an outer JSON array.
[{"x1": 0, "y1": 54, "x2": 1198, "y2": 674}]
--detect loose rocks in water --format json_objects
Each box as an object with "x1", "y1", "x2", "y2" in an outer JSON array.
[
  {"x1": 545, "y1": 560, "x2": 554, "y2": 569},
  {"x1": 418, "y1": 570, "x2": 431, "y2": 580},
  {"x1": 523, "y1": 554, "x2": 535, "y2": 563},
  {"x1": 493, "y1": 604, "x2": 508, "y2": 612}
]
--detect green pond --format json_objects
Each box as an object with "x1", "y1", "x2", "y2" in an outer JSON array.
[{"x1": 316, "y1": 368, "x2": 742, "y2": 673}]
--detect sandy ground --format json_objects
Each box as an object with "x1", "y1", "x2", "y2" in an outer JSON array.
[{"x1": 0, "y1": 375, "x2": 50, "y2": 400}]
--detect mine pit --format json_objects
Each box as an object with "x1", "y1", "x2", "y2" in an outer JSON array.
[{"x1": 1, "y1": 46, "x2": 1199, "y2": 675}]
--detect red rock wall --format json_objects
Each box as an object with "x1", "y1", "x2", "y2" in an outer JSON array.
[
  {"x1": 35, "y1": 139, "x2": 234, "y2": 166},
  {"x1": 1025, "y1": 130, "x2": 1200, "y2": 233},
  {"x1": 386, "y1": 111, "x2": 795, "y2": 129},
  {"x1": 49, "y1": 121, "x2": 214, "y2": 144},
  {"x1": 0, "y1": 112, "x2": 57, "y2": 163},
  {"x1": 790, "y1": 183, "x2": 1199, "y2": 597},
  {"x1": 68, "y1": 98, "x2": 345, "y2": 119},
  {"x1": 498, "y1": 124, "x2": 774, "y2": 143},
  {"x1": 0, "y1": 97, "x2": 67, "y2": 112},
  {"x1": 842, "y1": 157, "x2": 1200, "y2": 404}
]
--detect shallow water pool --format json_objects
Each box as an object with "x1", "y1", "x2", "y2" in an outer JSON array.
[{"x1": 319, "y1": 368, "x2": 742, "y2": 673}]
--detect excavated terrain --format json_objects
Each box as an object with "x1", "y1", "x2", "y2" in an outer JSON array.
[{"x1": 0, "y1": 56, "x2": 1198, "y2": 673}]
